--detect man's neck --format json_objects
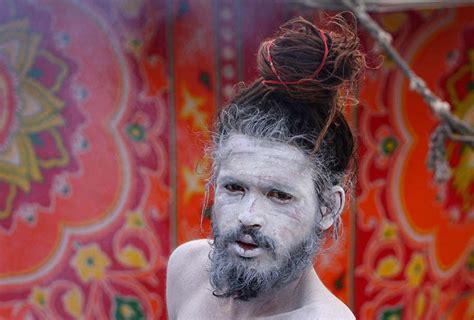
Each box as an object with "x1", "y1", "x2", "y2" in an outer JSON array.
[{"x1": 217, "y1": 266, "x2": 317, "y2": 318}]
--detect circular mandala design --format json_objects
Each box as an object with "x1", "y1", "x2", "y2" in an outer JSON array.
[
  {"x1": 0, "y1": 57, "x2": 19, "y2": 152},
  {"x1": 0, "y1": 13, "x2": 83, "y2": 229}
]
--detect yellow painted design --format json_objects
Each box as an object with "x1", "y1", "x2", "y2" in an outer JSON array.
[
  {"x1": 445, "y1": 51, "x2": 474, "y2": 212},
  {"x1": 29, "y1": 287, "x2": 47, "y2": 307},
  {"x1": 415, "y1": 292, "x2": 426, "y2": 318},
  {"x1": 21, "y1": 133, "x2": 42, "y2": 182},
  {"x1": 405, "y1": 253, "x2": 427, "y2": 288},
  {"x1": 21, "y1": 78, "x2": 65, "y2": 129},
  {"x1": 182, "y1": 166, "x2": 205, "y2": 202},
  {"x1": 0, "y1": 134, "x2": 42, "y2": 192},
  {"x1": 71, "y1": 244, "x2": 111, "y2": 283},
  {"x1": 376, "y1": 255, "x2": 401, "y2": 278},
  {"x1": 0, "y1": 129, "x2": 70, "y2": 191},
  {"x1": 118, "y1": 245, "x2": 147, "y2": 269},
  {"x1": 126, "y1": 211, "x2": 144, "y2": 228},
  {"x1": 447, "y1": 94, "x2": 474, "y2": 212},
  {"x1": 0, "y1": 185, "x2": 16, "y2": 219},
  {"x1": 451, "y1": 145, "x2": 474, "y2": 212},
  {"x1": 62, "y1": 288, "x2": 83, "y2": 319},
  {"x1": 180, "y1": 88, "x2": 207, "y2": 132},
  {"x1": 37, "y1": 50, "x2": 68, "y2": 93},
  {"x1": 0, "y1": 18, "x2": 70, "y2": 220},
  {"x1": 10, "y1": 23, "x2": 41, "y2": 76},
  {"x1": 382, "y1": 222, "x2": 398, "y2": 240}
]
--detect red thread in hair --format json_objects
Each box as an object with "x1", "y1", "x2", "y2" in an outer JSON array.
[{"x1": 263, "y1": 28, "x2": 328, "y2": 86}]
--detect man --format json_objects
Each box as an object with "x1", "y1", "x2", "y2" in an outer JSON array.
[{"x1": 167, "y1": 16, "x2": 363, "y2": 319}]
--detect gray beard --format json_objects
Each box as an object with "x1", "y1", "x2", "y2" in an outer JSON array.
[{"x1": 208, "y1": 223, "x2": 323, "y2": 301}]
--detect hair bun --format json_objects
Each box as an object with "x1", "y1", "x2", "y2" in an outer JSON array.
[{"x1": 257, "y1": 15, "x2": 365, "y2": 104}]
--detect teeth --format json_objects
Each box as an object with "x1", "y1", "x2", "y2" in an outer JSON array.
[
  {"x1": 231, "y1": 243, "x2": 264, "y2": 258},
  {"x1": 240, "y1": 235, "x2": 256, "y2": 245}
]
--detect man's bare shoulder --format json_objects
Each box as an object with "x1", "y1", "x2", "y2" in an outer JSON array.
[
  {"x1": 266, "y1": 299, "x2": 354, "y2": 320},
  {"x1": 268, "y1": 270, "x2": 355, "y2": 320},
  {"x1": 167, "y1": 239, "x2": 211, "y2": 283},
  {"x1": 306, "y1": 285, "x2": 355, "y2": 320},
  {"x1": 169, "y1": 239, "x2": 210, "y2": 264},
  {"x1": 307, "y1": 300, "x2": 355, "y2": 320},
  {"x1": 166, "y1": 239, "x2": 211, "y2": 319}
]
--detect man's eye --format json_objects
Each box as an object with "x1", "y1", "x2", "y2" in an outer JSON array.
[
  {"x1": 224, "y1": 183, "x2": 245, "y2": 193},
  {"x1": 267, "y1": 190, "x2": 293, "y2": 202}
]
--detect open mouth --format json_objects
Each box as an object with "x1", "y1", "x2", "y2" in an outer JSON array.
[
  {"x1": 230, "y1": 234, "x2": 265, "y2": 258},
  {"x1": 236, "y1": 240, "x2": 259, "y2": 251}
]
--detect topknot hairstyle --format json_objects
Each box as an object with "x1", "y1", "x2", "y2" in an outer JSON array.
[{"x1": 210, "y1": 14, "x2": 366, "y2": 231}]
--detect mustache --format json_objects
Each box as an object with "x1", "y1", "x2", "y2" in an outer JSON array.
[{"x1": 215, "y1": 226, "x2": 276, "y2": 253}]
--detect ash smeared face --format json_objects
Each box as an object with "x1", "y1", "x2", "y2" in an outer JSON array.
[{"x1": 209, "y1": 134, "x2": 324, "y2": 300}]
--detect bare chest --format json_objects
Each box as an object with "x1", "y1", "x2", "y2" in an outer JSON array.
[{"x1": 174, "y1": 288, "x2": 318, "y2": 320}]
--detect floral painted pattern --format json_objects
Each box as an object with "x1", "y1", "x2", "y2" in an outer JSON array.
[
  {"x1": 0, "y1": 17, "x2": 81, "y2": 229},
  {"x1": 355, "y1": 8, "x2": 473, "y2": 319},
  {"x1": 0, "y1": 1, "x2": 472, "y2": 319},
  {"x1": 0, "y1": 0, "x2": 169, "y2": 318},
  {"x1": 71, "y1": 244, "x2": 112, "y2": 283}
]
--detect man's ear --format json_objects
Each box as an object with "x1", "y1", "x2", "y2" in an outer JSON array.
[{"x1": 319, "y1": 186, "x2": 345, "y2": 230}]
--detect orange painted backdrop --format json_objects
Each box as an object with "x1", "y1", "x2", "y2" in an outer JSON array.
[{"x1": 0, "y1": 1, "x2": 472, "y2": 319}]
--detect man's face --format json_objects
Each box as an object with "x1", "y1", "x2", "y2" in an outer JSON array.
[{"x1": 210, "y1": 134, "x2": 322, "y2": 299}]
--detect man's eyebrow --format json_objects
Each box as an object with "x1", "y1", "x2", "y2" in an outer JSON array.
[
  {"x1": 216, "y1": 175, "x2": 244, "y2": 185},
  {"x1": 261, "y1": 180, "x2": 299, "y2": 195},
  {"x1": 218, "y1": 175, "x2": 301, "y2": 195}
]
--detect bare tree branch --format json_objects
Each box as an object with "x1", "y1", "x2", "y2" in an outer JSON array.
[
  {"x1": 340, "y1": 0, "x2": 474, "y2": 183},
  {"x1": 341, "y1": 0, "x2": 474, "y2": 145}
]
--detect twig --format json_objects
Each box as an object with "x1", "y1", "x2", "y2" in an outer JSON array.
[
  {"x1": 341, "y1": 0, "x2": 473, "y2": 183},
  {"x1": 427, "y1": 124, "x2": 451, "y2": 183},
  {"x1": 448, "y1": 133, "x2": 474, "y2": 144},
  {"x1": 342, "y1": 0, "x2": 474, "y2": 148}
]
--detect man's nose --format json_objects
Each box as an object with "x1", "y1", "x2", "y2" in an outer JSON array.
[{"x1": 238, "y1": 196, "x2": 264, "y2": 229}]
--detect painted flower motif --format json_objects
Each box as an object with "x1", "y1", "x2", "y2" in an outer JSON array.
[
  {"x1": 118, "y1": 244, "x2": 147, "y2": 269},
  {"x1": 405, "y1": 253, "x2": 427, "y2": 287},
  {"x1": 0, "y1": 18, "x2": 83, "y2": 230},
  {"x1": 114, "y1": 296, "x2": 144, "y2": 320},
  {"x1": 126, "y1": 211, "x2": 144, "y2": 228},
  {"x1": 29, "y1": 286, "x2": 47, "y2": 307},
  {"x1": 0, "y1": 2, "x2": 167, "y2": 319},
  {"x1": 376, "y1": 255, "x2": 401, "y2": 278},
  {"x1": 121, "y1": 98, "x2": 169, "y2": 208},
  {"x1": 62, "y1": 288, "x2": 83, "y2": 319},
  {"x1": 381, "y1": 137, "x2": 398, "y2": 156},
  {"x1": 126, "y1": 123, "x2": 146, "y2": 143},
  {"x1": 381, "y1": 222, "x2": 398, "y2": 240},
  {"x1": 71, "y1": 244, "x2": 111, "y2": 283}
]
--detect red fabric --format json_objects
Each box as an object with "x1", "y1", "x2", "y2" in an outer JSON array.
[{"x1": 0, "y1": 1, "x2": 472, "y2": 319}]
